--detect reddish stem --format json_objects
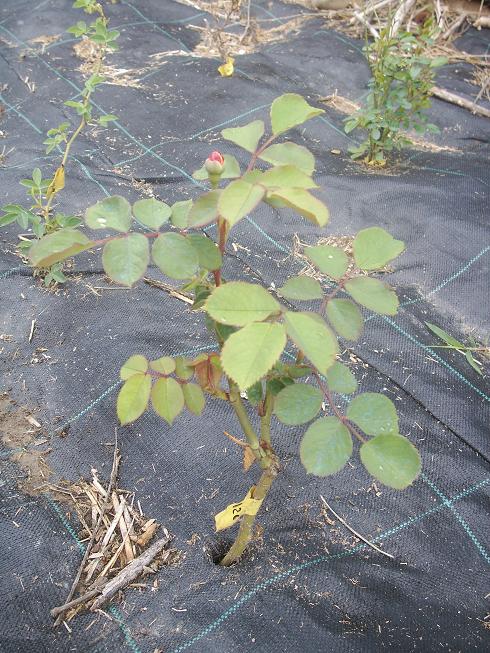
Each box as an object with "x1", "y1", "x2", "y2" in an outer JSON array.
[{"x1": 313, "y1": 371, "x2": 366, "y2": 443}]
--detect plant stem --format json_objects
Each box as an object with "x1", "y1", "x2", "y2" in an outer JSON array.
[
  {"x1": 228, "y1": 382, "x2": 264, "y2": 463},
  {"x1": 260, "y1": 390, "x2": 273, "y2": 446},
  {"x1": 219, "y1": 461, "x2": 278, "y2": 566}
]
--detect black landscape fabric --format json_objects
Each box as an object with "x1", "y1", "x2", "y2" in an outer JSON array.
[{"x1": 0, "y1": 1, "x2": 489, "y2": 652}]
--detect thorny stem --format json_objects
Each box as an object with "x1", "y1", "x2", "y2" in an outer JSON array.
[{"x1": 228, "y1": 382, "x2": 266, "y2": 465}]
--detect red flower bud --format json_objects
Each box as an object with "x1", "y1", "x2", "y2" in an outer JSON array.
[
  {"x1": 208, "y1": 151, "x2": 224, "y2": 165},
  {"x1": 205, "y1": 151, "x2": 225, "y2": 177}
]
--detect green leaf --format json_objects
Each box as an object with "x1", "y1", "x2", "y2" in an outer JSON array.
[
  {"x1": 300, "y1": 417, "x2": 352, "y2": 477},
  {"x1": 246, "y1": 381, "x2": 263, "y2": 405},
  {"x1": 150, "y1": 356, "x2": 175, "y2": 374},
  {"x1": 0, "y1": 213, "x2": 19, "y2": 227},
  {"x1": 305, "y1": 245, "x2": 349, "y2": 280},
  {"x1": 133, "y1": 198, "x2": 171, "y2": 229},
  {"x1": 187, "y1": 190, "x2": 220, "y2": 228},
  {"x1": 360, "y1": 434, "x2": 421, "y2": 489},
  {"x1": 275, "y1": 383, "x2": 323, "y2": 425},
  {"x1": 267, "y1": 377, "x2": 294, "y2": 396},
  {"x1": 326, "y1": 299, "x2": 364, "y2": 341},
  {"x1": 278, "y1": 276, "x2": 323, "y2": 301},
  {"x1": 183, "y1": 383, "x2": 206, "y2": 415},
  {"x1": 120, "y1": 355, "x2": 148, "y2": 380},
  {"x1": 268, "y1": 188, "x2": 329, "y2": 227},
  {"x1": 98, "y1": 113, "x2": 118, "y2": 125},
  {"x1": 205, "y1": 281, "x2": 280, "y2": 326},
  {"x1": 29, "y1": 229, "x2": 92, "y2": 268},
  {"x1": 221, "y1": 322, "x2": 287, "y2": 391},
  {"x1": 284, "y1": 311, "x2": 338, "y2": 374},
  {"x1": 347, "y1": 392, "x2": 398, "y2": 436},
  {"x1": 175, "y1": 356, "x2": 194, "y2": 380},
  {"x1": 325, "y1": 361, "x2": 357, "y2": 394},
  {"x1": 465, "y1": 351, "x2": 482, "y2": 376},
  {"x1": 170, "y1": 199, "x2": 192, "y2": 229},
  {"x1": 102, "y1": 233, "x2": 149, "y2": 286},
  {"x1": 32, "y1": 168, "x2": 42, "y2": 186},
  {"x1": 85, "y1": 195, "x2": 132, "y2": 232},
  {"x1": 259, "y1": 142, "x2": 315, "y2": 175},
  {"x1": 221, "y1": 120, "x2": 264, "y2": 152},
  {"x1": 192, "y1": 154, "x2": 241, "y2": 180},
  {"x1": 117, "y1": 373, "x2": 151, "y2": 425},
  {"x1": 425, "y1": 322, "x2": 464, "y2": 349},
  {"x1": 270, "y1": 93, "x2": 324, "y2": 135},
  {"x1": 152, "y1": 232, "x2": 199, "y2": 279},
  {"x1": 151, "y1": 377, "x2": 184, "y2": 425},
  {"x1": 259, "y1": 165, "x2": 317, "y2": 190},
  {"x1": 345, "y1": 277, "x2": 399, "y2": 315},
  {"x1": 186, "y1": 233, "x2": 222, "y2": 270},
  {"x1": 218, "y1": 180, "x2": 265, "y2": 227},
  {"x1": 353, "y1": 227, "x2": 405, "y2": 270}
]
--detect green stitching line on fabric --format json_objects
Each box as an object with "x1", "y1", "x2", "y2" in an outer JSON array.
[
  {"x1": 422, "y1": 474, "x2": 490, "y2": 564},
  {"x1": 0, "y1": 91, "x2": 42, "y2": 134},
  {"x1": 45, "y1": 496, "x2": 142, "y2": 652},
  {"x1": 169, "y1": 476, "x2": 490, "y2": 653}
]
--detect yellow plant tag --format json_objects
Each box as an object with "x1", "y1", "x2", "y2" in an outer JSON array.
[
  {"x1": 218, "y1": 56, "x2": 235, "y2": 77},
  {"x1": 47, "y1": 165, "x2": 65, "y2": 199},
  {"x1": 214, "y1": 486, "x2": 263, "y2": 531}
]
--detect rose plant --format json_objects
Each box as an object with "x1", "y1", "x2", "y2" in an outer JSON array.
[{"x1": 29, "y1": 93, "x2": 421, "y2": 565}]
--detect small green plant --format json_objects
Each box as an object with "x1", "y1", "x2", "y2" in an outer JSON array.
[
  {"x1": 345, "y1": 22, "x2": 446, "y2": 164},
  {"x1": 425, "y1": 322, "x2": 489, "y2": 376},
  {"x1": 29, "y1": 93, "x2": 421, "y2": 565},
  {"x1": 0, "y1": 0, "x2": 119, "y2": 285}
]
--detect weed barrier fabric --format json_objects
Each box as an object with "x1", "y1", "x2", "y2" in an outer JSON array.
[{"x1": 0, "y1": 1, "x2": 489, "y2": 651}]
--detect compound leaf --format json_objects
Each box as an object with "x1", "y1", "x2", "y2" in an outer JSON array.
[{"x1": 120, "y1": 354, "x2": 148, "y2": 380}]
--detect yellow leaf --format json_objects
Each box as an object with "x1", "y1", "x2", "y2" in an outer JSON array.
[
  {"x1": 46, "y1": 165, "x2": 65, "y2": 199},
  {"x1": 218, "y1": 56, "x2": 235, "y2": 77}
]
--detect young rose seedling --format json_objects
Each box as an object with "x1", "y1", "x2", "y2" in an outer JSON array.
[
  {"x1": 0, "y1": 0, "x2": 119, "y2": 285},
  {"x1": 30, "y1": 93, "x2": 421, "y2": 565}
]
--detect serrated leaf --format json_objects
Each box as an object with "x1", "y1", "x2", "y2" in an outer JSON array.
[
  {"x1": 85, "y1": 195, "x2": 132, "y2": 232},
  {"x1": 133, "y1": 198, "x2": 171, "y2": 229},
  {"x1": 246, "y1": 381, "x2": 263, "y2": 405},
  {"x1": 259, "y1": 142, "x2": 315, "y2": 175},
  {"x1": 221, "y1": 322, "x2": 287, "y2": 391},
  {"x1": 278, "y1": 276, "x2": 323, "y2": 301},
  {"x1": 267, "y1": 377, "x2": 294, "y2": 396},
  {"x1": 284, "y1": 311, "x2": 338, "y2": 374},
  {"x1": 205, "y1": 281, "x2": 280, "y2": 326},
  {"x1": 268, "y1": 188, "x2": 329, "y2": 227},
  {"x1": 347, "y1": 392, "x2": 398, "y2": 436},
  {"x1": 275, "y1": 383, "x2": 323, "y2": 425},
  {"x1": 183, "y1": 383, "x2": 205, "y2": 415},
  {"x1": 300, "y1": 417, "x2": 352, "y2": 477},
  {"x1": 187, "y1": 190, "x2": 220, "y2": 228},
  {"x1": 218, "y1": 180, "x2": 265, "y2": 227},
  {"x1": 353, "y1": 227, "x2": 405, "y2": 270},
  {"x1": 29, "y1": 229, "x2": 92, "y2": 268},
  {"x1": 326, "y1": 299, "x2": 364, "y2": 341},
  {"x1": 259, "y1": 165, "x2": 317, "y2": 190},
  {"x1": 345, "y1": 277, "x2": 399, "y2": 315},
  {"x1": 192, "y1": 154, "x2": 241, "y2": 180},
  {"x1": 150, "y1": 356, "x2": 175, "y2": 374},
  {"x1": 360, "y1": 434, "x2": 421, "y2": 489},
  {"x1": 305, "y1": 245, "x2": 349, "y2": 280},
  {"x1": 102, "y1": 233, "x2": 149, "y2": 286},
  {"x1": 325, "y1": 361, "x2": 357, "y2": 394},
  {"x1": 117, "y1": 373, "x2": 151, "y2": 425},
  {"x1": 221, "y1": 120, "x2": 264, "y2": 152},
  {"x1": 425, "y1": 322, "x2": 464, "y2": 349},
  {"x1": 152, "y1": 232, "x2": 199, "y2": 279},
  {"x1": 151, "y1": 377, "x2": 184, "y2": 425},
  {"x1": 186, "y1": 233, "x2": 222, "y2": 270},
  {"x1": 170, "y1": 199, "x2": 192, "y2": 228},
  {"x1": 120, "y1": 355, "x2": 148, "y2": 380},
  {"x1": 270, "y1": 93, "x2": 324, "y2": 135}
]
